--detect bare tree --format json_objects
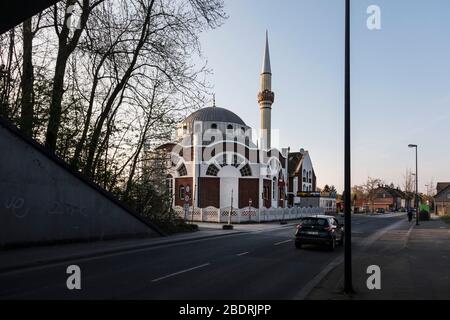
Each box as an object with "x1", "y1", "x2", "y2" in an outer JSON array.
[
  {"x1": 363, "y1": 177, "x2": 383, "y2": 212},
  {"x1": 45, "y1": 0, "x2": 104, "y2": 150}
]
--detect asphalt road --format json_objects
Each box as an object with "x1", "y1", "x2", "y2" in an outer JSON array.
[{"x1": 0, "y1": 214, "x2": 406, "y2": 300}]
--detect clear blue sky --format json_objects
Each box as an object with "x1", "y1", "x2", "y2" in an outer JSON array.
[{"x1": 194, "y1": 0, "x2": 450, "y2": 193}]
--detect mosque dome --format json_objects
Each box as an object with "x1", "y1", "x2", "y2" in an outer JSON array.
[{"x1": 184, "y1": 106, "x2": 246, "y2": 126}]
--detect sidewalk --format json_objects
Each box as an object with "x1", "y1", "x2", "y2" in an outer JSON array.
[
  {"x1": 307, "y1": 215, "x2": 450, "y2": 300},
  {"x1": 0, "y1": 220, "x2": 299, "y2": 274}
]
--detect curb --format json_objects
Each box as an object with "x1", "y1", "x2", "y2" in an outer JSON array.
[{"x1": 0, "y1": 231, "x2": 247, "y2": 275}]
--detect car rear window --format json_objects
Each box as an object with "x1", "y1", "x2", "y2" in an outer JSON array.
[{"x1": 301, "y1": 218, "x2": 328, "y2": 226}]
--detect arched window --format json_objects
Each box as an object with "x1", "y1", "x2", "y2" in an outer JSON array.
[
  {"x1": 309, "y1": 170, "x2": 312, "y2": 183},
  {"x1": 303, "y1": 169, "x2": 307, "y2": 182},
  {"x1": 179, "y1": 185, "x2": 185, "y2": 200},
  {"x1": 303, "y1": 184, "x2": 306, "y2": 191},
  {"x1": 206, "y1": 164, "x2": 220, "y2": 176},
  {"x1": 211, "y1": 123, "x2": 217, "y2": 129},
  {"x1": 227, "y1": 124, "x2": 233, "y2": 130},
  {"x1": 177, "y1": 164, "x2": 187, "y2": 177},
  {"x1": 240, "y1": 164, "x2": 252, "y2": 177}
]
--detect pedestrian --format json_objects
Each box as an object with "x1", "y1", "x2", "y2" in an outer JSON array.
[{"x1": 407, "y1": 207, "x2": 413, "y2": 222}]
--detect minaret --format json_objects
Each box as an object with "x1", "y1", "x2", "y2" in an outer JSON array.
[{"x1": 258, "y1": 31, "x2": 275, "y2": 150}]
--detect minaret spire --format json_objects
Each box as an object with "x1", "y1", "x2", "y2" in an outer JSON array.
[
  {"x1": 258, "y1": 30, "x2": 275, "y2": 150},
  {"x1": 261, "y1": 30, "x2": 272, "y2": 74}
]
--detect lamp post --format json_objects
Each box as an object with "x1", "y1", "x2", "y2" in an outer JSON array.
[
  {"x1": 408, "y1": 144, "x2": 419, "y2": 226},
  {"x1": 343, "y1": 0, "x2": 353, "y2": 294}
]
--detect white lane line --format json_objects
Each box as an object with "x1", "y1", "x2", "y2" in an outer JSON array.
[
  {"x1": 236, "y1": 252, "x2": 249, "y2": 256},
  {"x1": 274, "y1": 239, "x2": 293, "y2": 246},
  {"x1": 403, "y1": 223, "x2": 415, "y2": 248},
  {"x1": 151, "y1": 263, "x2": 210, "y2": 283}
]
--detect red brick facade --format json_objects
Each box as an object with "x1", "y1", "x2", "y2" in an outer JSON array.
[
  {"x1": 198, "y1": 177, "x2": 220, "y2": 208},
  {"x1": 174, "y1": 177, "x2": 193, "y2": 207},
  {"x1": 238, "y1": 179, "x2": 260, "y2": 209}
]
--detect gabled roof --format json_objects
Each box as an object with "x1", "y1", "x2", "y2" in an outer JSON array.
[
  {"x1": 435, "y1": 183, "x2": 450, "y2": 198},
  {"x1": 288, "y1": 152, "x2": 304, "y2": 176},
  {"x1": 437, "y1": 182, "x2": 450, "y2": 193},
  {"x1": 375, "y1": 186, "x2": 407, "y2": 199}
]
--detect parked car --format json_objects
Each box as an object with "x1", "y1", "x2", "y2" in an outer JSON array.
[
  {"x1": 294, "y1": 215, "x2": 344, "y2": 251},
  {"x1": 376, "y1": 208, "x2": 385, "y2": 214}
]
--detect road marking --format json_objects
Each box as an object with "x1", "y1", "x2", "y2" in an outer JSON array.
[
  {"x1": 236, "y1": 252, "x2": 249, "y2": 256},
  {"x1": 151, "y1": 263, "x2": 210, "y2": 283},
  {"x1": 403, "y1": 223, "x2": 415, "y2": 248},
  {"x1": 274, "y1": 239, "x2": 292, "y2": 246}
]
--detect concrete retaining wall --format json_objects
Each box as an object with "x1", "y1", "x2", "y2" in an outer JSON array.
[{"x1": 0, "y1": 119, "x2": 162, "y2": 247}]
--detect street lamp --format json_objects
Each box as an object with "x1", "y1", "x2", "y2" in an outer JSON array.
[
  {"x1": 343, "y1": 0, "x2": 353, "y2": 294},
  {"x1": 408, "y1": 144, "x2": 419, "y2": 226}
]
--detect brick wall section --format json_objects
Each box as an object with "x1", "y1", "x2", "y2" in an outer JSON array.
[
  {"x1": 198, "y1": 177, "x2": 220, "y2": 208},
  {"x1": 174, "y1": 177, "x2": 193, "y2": 207},
  {"x1": 238, "y1": 179, "x2": 260, "y2": 208}
]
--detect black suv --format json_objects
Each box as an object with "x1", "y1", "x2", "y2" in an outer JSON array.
[{"x1": 295, "y1": 215, "x2": 344, "y2": 251}]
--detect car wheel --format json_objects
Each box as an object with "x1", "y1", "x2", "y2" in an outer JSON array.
[{"x1": 295, "y1": 242, "x2": 302, "y2": 249}]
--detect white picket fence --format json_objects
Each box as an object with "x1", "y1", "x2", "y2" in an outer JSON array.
[{"x1": 173, "y1": 206, "x2": 325, "y2": 223}]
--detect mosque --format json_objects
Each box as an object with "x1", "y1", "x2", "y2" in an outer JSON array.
[{"x1": 154, "y1": 32, "x2": 317, "y2": 210}]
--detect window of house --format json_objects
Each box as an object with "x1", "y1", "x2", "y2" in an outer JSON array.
[
  {"x1": 227, "y1": 124, "x2": 233, "y2": 130},
  {"x1": 211, "y1": 123, "x2": 217, "y2": 129},
  {"x1": 206, "y1": 164, "x2": 220, "y2": 176},
  {"x1": 166, "y1": 175, "x2": 173, "y2": 195}
]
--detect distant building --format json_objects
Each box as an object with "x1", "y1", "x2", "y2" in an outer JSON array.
[
  {"x1": 435, "y1": 182, "x2": 450, "y2": 216},
  {"x1": 355, "y1": 185, "x2": 410, "y2": 212},
  {"x1": 286, "y1": 149, "x2": 317, "y2": 207},
  {"x1": 294, "y1": 192, "x2": 336, "y2": 213}
]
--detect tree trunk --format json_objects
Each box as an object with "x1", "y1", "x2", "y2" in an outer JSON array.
[
  {"x1": 20, "y1": 18, "x2": 34, "y2": 136},
  {"x1": 45, "y1": 0, "x2": 93, "y2": 150}
]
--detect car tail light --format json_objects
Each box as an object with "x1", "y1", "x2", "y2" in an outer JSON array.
[
  {"x1": 324, "y1": 226, "x2": 333, "y2": 232},
  {"x1": 296, "y1": 224, "x2": 303, "y2": 230}
]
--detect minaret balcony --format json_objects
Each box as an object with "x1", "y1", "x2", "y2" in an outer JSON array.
[{"x1": 258, "y1": 90, "x2": 275, "y2": 104}]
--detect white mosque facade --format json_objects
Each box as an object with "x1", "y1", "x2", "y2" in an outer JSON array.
[{"x1": 155, "y1": 33, "x2": 317, "y2": 210}]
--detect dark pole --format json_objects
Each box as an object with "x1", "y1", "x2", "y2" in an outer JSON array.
[
  {"x1": 344, "y1": 0, "x2": 353, "y2": 294},
  {"x1": 415, "y1": 147, "x2": 419, "y2": 226}
]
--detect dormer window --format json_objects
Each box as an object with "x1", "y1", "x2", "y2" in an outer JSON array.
[
  {"x1": 211, "y1": 123, "x2": 217, "y2": 129},
  {"x1": 227, "y1": 124, "x2": 233, "y2": 130}
]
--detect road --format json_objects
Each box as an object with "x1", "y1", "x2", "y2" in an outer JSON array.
[{"x1": 0, "y1": 213, "x2": 406, "y2": 300}]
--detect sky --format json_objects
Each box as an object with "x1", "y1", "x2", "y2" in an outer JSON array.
[{"x1": 193, "y1": 0, "x2": 450, "y2": 193}]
